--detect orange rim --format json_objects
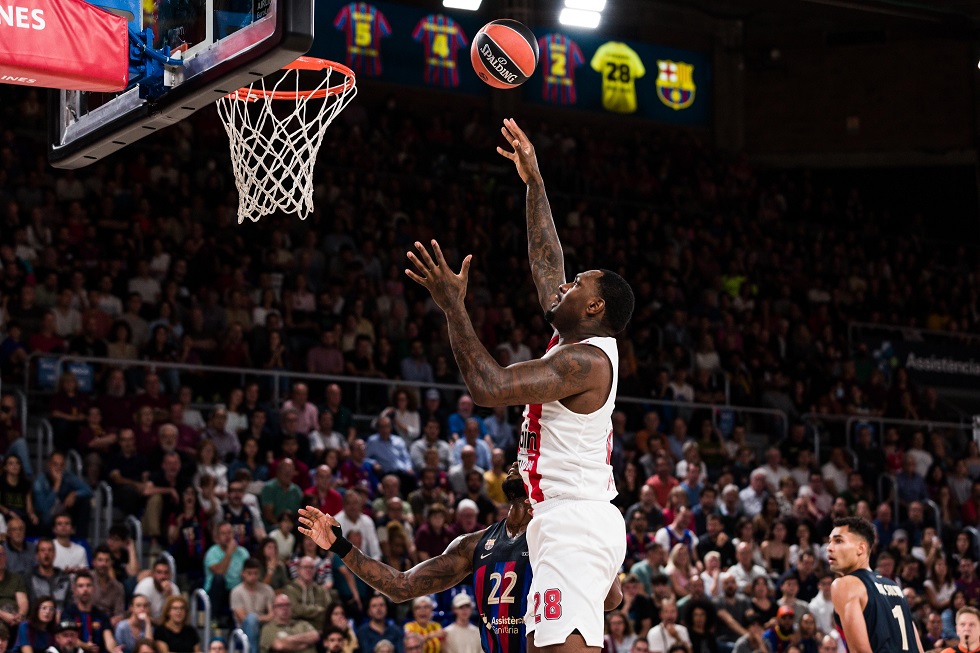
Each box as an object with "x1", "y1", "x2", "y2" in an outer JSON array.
[{"x1": 226, "y1": 57, "x2": 356, "y2": 102}]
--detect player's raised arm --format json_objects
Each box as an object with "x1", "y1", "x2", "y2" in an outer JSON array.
[
  {"x1": 831, "y1": 575, "x2": 873, "y2": 653},
  {"x1": 496, "y1": 118, "x2": 566, "y2": 313},
  {"x1": 298, "y1": 506, "x2": 477, "y2": 603},
  {"x1": 405, "y1": 240, "x2": 610, "y2": 407}
]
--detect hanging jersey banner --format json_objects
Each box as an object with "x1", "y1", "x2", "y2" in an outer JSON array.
[
  {"x1": 590, "y1": 41, "x2": 646, "y2": 114},
  {"x1": 537, "y1": 33, "x2": 584, "y2": 105},
  {"x1": 333, "y1": 2, "x2": 392, "y2": 76},
  {"x1": 411, "y1": 13, "x2": 468, "y2": 88}
]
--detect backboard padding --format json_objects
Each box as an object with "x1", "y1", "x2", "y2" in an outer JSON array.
[{"x1": 49, "y1": 0, "x2": 312, "y2": 168}]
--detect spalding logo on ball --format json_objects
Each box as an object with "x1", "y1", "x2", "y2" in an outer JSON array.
[{"x1": 471, "y1": 19, "x2": 539, "y2": 89}]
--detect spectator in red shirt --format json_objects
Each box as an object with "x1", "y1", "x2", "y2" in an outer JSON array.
[
  {"x1": 28, "y1": 311, "x2": 67, "y2": 353},
  {"x1": 132, "y1": 372, "x2": 170, "y2": 422},
  {"x1": 961, "y1": 482, "x2": 980, "y2": 526},
  {"x1": 304, "y1": 464, "x2": 343, "y2": 516},
  {"x1": 167, "y1": 402, "x2": 201, "y2": 457},
  {"x1": 647, "y1": 454, "x2": 679, "y2": 510},
  {"x1": 49, "y1": 371, "x2": 89, "y2": 451},
  {"x1": 413, "y1": 503, "x2": 456, "y2": 561},
  {"x1": 132, "y1": 405, "x2": 160, "y2": 457},
  {"x1": 97, "y1": 368, "x2": 132, "y2": 431}
]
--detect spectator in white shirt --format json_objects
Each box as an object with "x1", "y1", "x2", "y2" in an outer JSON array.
[
  {"x1": 730, "y1": 542, "x2": 769, "y2": 593},
  {"x1": 309, "y1": 410, "x2": 346, "y2": 456},
  {"x1": 820, "y1": 447, "x2": 851, "y2": 496},
  {"x1": 754, "y1": 448, "x2": 791, "y2": 494},
  {"x1": 495, "y1": 327, "x2": 532, "y2": 364},
  {"x1": 332, "y1": 488, "x2": 381, "y2": 560},
  {"x1": 52, "y1": 514, "x2": 89, "y2": 573},
  {"x1": 739, "y1": 471, "x2": 769, "y2": 518},
  {"x1": 647, "y1": 600, "x2": 689, "y2": 653},
  {"x1": 807, "y1": 574, "x2": 835, "y2": 636},
  {"x1": 52, "y1": 290, "x2": 82, "y2": 338},
  {"x1": 127, "y1": 261, "x2": 161, "y2": 304},
  {"x1": 442, "y1": 594, "x2": 481, "y2": 653},
  {"x1": 132, "y1": 560, "x2": 181, "y2": 621},
  {"x1": 282, "y1": 384, "x2": 319, "y2": 435}
]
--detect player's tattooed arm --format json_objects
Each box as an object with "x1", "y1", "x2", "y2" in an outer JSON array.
[
  {"x1": 441, "y1": 318, "x2": 607, "y2": 407},
  {"x1": 342, "y1": 531, "x2": 482, "y2": 603},
  {"x1": 525, "y1": 177, "x2": 566, "y2": 313},
  {"x1": 496, "y1": 118, "x2": 566, "y2": 311}
]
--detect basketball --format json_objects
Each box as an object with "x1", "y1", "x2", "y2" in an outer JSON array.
[{"x1": 470, "y1": 19, "x2": 539, "y2": 89}]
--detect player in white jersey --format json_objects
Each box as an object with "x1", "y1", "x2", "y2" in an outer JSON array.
[{"x1": 405, "y1": 118, "x2": 634, "y2": 653}]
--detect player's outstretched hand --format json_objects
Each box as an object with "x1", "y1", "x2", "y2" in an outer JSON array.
[
  {"x1": 496, "y1": 118, "x2": 542, "y2": 185},
  {"x1": 298, "y1": 506, "x2": 340, "y2": 550},
  {"x1": 405, "y1": 240, "x2": 472, "y2": 313}
]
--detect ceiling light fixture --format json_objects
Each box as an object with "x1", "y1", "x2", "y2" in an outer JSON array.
[
  {"x1": 442, "y1": 0, "x2": 482, "y2": 10},
  {"x1": 559, "y1": 7, "x2": 601, "y2": 27}
]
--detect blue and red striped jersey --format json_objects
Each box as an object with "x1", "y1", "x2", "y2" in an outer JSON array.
[
  {"x1": 333, "y1": 2, "x2": 392, "y2": 77},
  {"x1": 473, "y1": 519, "x2": 531, "y2": 653},
  {"x1": 536, "y1": 33, "x2": 584, "y2": 105},
  {"x1": 412, "y1": 14, "x2": 468, "y2": 88}
]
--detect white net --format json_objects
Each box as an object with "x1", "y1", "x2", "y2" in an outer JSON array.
[{"x1": 216, "y1": 60, "x2": 357, "y2": 223}]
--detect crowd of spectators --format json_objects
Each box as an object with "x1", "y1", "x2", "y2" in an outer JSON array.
[{"x1": 0, "y1": 81, "x2": 980, "y2": 653}]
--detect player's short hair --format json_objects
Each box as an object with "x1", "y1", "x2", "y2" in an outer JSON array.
[
  {"x1": 597, "y1": 269, "x2": 634, "y2": 334},
  {"x1": 833, "y1": 516, "x2": 877, "y2": 548},
  {"x1": 957, "y1": 607, "x2": 980, "y2": 623}
]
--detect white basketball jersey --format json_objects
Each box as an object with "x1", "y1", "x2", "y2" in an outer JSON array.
[{"x1": 518, "y1": 333, "x2": 619, "y2": 504}]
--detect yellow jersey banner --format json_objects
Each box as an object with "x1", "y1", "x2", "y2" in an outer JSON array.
[{"x1": 590, "y1": 41, "x2": 645, "y2": 114}]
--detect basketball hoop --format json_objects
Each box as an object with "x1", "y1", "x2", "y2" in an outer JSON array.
[{"x1": 216, "y1": 57, "x2": 357, "y2": 223}]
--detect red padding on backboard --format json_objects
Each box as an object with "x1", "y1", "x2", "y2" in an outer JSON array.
[{"x1": 0, "y1": 0, "x2": 128, "y2": 91}]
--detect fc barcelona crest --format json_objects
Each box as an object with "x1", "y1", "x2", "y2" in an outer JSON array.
[
  {"x1": 656, "y1": 60, "x2": 695, "y2": 110},
  {"x1": 484, "y1": 538, "x2": 495, "y2": 551}
]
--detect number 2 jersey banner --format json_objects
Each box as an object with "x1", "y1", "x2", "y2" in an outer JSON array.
[{"x1": 315, "y1": 0, "x2": 711, "y2": 126}]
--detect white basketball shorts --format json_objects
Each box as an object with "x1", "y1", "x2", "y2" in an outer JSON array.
[{"x1": 523, "y1": 498, "x2": 626, "y2": 647}]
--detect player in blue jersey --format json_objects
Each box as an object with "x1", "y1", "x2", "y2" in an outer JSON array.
[
  {"x1": 298, "y1": 465, "x2": 621, "y2": 653},
  {"x1": 828, "y1": 517, "x2": 924, "y2": 653}
]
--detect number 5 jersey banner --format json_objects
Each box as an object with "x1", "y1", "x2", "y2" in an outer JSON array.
[{"x1": 333, "y1": 2, "x2": 392, "y2": 76}]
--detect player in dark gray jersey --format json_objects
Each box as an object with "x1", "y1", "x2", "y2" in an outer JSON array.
[{"x1": 828, "y1": 517, "x2": 923, "y2": 653}]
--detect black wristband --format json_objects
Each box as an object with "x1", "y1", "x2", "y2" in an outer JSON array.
[{"x1": 329, "y1": 524, "x2": 352, "y2": 558}]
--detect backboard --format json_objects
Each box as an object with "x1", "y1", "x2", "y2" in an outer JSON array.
[{"x1": 48, "y1": 0, "x2": 313, "y2": 168}]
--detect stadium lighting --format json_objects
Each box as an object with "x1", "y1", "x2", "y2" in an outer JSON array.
[
  {"x1": 442, "y1": 0, "x2": 482, "y2": 9},
  {"x1": 559, "y1": 8, "x2": 601, "y2": 27},
  {"x1": 564, "y1": 0, "x2": 606, "y2": 11}
]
